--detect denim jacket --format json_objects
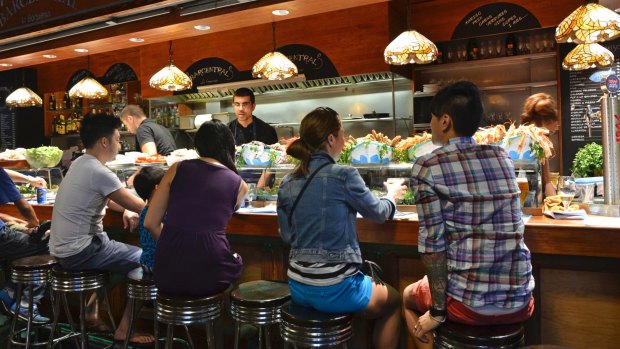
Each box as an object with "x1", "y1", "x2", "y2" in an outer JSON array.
[{"x1": 277, "y1": 152, "x2": 395, "y2": 264}]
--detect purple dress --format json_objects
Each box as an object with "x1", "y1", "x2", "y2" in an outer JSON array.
[{"x1": 154, "y1": 159, "x2": 243, "y2": 296}]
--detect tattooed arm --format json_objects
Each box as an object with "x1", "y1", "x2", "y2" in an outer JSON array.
[{"x1": 412, "y1": 251, "x2": 448, "y2": 343}]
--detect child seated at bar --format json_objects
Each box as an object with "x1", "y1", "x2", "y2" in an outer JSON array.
[{"x1": 132, "y1": 166, "x2": 165, "y2": 274}]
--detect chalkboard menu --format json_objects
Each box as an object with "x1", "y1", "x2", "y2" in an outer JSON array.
[
  {"x1": 559, "y1": 40, "x2": 620, "y2": 173},
  {"x1": 0, "y1": 107, "x2": 16, "y2": 150},
  {"x1": 452, "y1": 2, "x2": 540, "y2": 40},
  {"x1": 278, "y1": 44, "x2": 339, "y2": 79},
  {"x1": 102, "y1": 63, "x2": 137, "y2": 85},
  {"x1": 66, "y1": 69, "x2": 94, "y2": 92},
  {"x1": 182, "y1": 57, "x2": 241, "y2": 94}
]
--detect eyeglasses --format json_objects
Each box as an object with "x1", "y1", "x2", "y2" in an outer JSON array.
[{"x1": 233, "y1": 102, "x2": 253, "y2": 109}]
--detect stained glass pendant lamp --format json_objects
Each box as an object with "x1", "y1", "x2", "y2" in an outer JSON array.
[
  {"x1": 69, "y1": 56, "x2": 108, "y2": 99},
  {"x1": 149, "y1": 41, "x2": 193, "y2": 91},
  {"x1": 562, "y1": 43, "x2": 615, "y2": 71},
  {"x1": 252, "y1": 22, "x2": 298, "y2": 80},
  {"x1": 384, "y1": 0, "x2": 437, "y2": 65},
  {"x1": 555, "y1": 2, "x2": 620, "y2": 44},
  {"x1": 6, "y1": 87, "x2": 42, "y2": 107}
]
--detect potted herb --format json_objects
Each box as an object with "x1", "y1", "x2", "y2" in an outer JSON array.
[{"x1": 572, "y1": 143, "x2": 603, "y2": 178}]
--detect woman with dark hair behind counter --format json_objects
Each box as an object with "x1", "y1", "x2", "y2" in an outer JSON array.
[
  {"x1": 277, "y1": 107, "x2": 405, "y2": 349},
  {"x1": 145, "y1": 120, "x2": 248, "y2": 296},
  {"x1": 520, "y1": 93, "x2": 559, "y2": 197}
]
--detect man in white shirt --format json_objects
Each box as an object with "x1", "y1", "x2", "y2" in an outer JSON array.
[{"x1": 50, "y1": 113, "x2": 152, "y2": 345}]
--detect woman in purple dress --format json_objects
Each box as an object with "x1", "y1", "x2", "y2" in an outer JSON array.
[{"x1": 145, "y1": 120, "x2": 248, "y2": 296}]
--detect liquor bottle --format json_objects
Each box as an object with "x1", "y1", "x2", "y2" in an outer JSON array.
[
  {"x1": 63, "y1": 93, "x2": 71, "y2": 109},
  {"x1": 49, "y1": 95, "x2": 56, "y2": 111},
  {"x1": 467, "y1": 38, "x2": 479, "y2": 61},
  {"x1": 435, "y1": 43, "x2": 444, "y2": 64},
  {"x1": 505, "y1": 34, "x2": 517, "y2": 57}
]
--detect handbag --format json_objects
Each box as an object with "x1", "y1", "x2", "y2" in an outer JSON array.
[{"x1": 287, "y1": 161, "x2": 386, "y2": 285}]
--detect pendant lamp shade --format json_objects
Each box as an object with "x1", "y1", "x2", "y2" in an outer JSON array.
[
  {"x1": 252, "y1": 22, "x2": 298, "y2": 80},
  {"x1": 149, "y1": 41, "x2": 192, "y2": 91},
  {"x1": 5, "y1": 87, "x2": 43, "y2": 107},
  {"x1": 252, "y1": 51, "x2": 298, "y2": 80},
  {"x1": 384, "y1": 30, "x2": 438, "y2": 65},
  {"x1": 562, "y1": 43, "x2": 614, "y2": 71},
  {"x1": 555, "y1": 3, "x2": 620, "y2": 44},
  {"x1": 68, "y1": 77, "x2": 108, "y2": 99}
]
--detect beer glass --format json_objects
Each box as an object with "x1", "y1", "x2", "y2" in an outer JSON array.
[
  {"x1": 517, "y1": 177, "x2": 530, "y2": 207},
  {"x1": 557, "y1": 176, "x2": 576, "y2": 210},
  {"x1": 247, "y1": 183, "x2": 256, "y2": 208}
]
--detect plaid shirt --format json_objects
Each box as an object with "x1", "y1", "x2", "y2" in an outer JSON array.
[{"x1": 411, "y1": 137, "x2": 535, "y2": 309}]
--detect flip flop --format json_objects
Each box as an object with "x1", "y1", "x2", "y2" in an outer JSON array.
[{"x1": 114, "y1": 332, "x2": 156, "y2": 348}]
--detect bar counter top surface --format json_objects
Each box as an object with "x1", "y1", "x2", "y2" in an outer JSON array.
[{"x1": 2, "y1": 203, "x2": 619, "y2": 259}]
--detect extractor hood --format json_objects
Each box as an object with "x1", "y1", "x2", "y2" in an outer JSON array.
[{"x1": 173, "y1": 71, "x2": 409, "y2": 103}]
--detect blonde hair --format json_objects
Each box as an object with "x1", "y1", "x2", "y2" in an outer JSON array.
[{"x1": 520, "y1": 93, "x2": 557, "y2": 127}]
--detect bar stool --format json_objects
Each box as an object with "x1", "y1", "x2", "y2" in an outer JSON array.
[
  {"x1": 8, "y1": 255, "x2": 57, "y2": 348},
  {"x1": 434, "y1": 320, "x2": 524, "y2": 349},
  {"x1": 123, "y1": 267, "x2": 159, "y2": 349},
  {"x1": 279, "y1": 300, "x2": 353, "y2": 348},
  {"x1": 156, "y1": 291, "x2": 224, "y2": 349},
  {"x1": 46, "y1": 266, "x2": 116, "y2": 349},
  {"x1": 230, "y1": 280, "x2": 291, "y2": 349}
]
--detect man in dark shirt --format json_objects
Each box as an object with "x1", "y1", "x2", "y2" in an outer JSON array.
[
  {"x1": 227, "y1": 88, "x2": 278, "y2": 146},
  {"x1": 120, "y1": 105, "x2": 177, "y2": 156}
]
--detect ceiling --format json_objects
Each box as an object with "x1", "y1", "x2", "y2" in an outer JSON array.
[{"x1": 0, "y1": 0, "x2": 389, "y2": 71}]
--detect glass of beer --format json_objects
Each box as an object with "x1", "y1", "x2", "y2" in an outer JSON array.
[
  {"x1": 557, "y1": 176, "x2": 576, "y2": 210},
  {"x1": 517, "y1": 177, "x2": 530, "y2": 207}
]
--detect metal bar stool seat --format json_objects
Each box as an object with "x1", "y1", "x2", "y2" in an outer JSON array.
[
  {"x1": 123, "y1": 267, "x2": 160, "y2": 349},
  {"x1": 8, "y1": 255, "x2": 57, "y2": 348},
  {"x1": 279, "y1": 300, "x2": 353, "y2": 348},
  {"x1": 46, "y1": 266, "x2": 116, "y2": 349},
  {"x1": 156, "y1": 291, "x2": 224, "y2": 349},
  {"x1": 434, "y1": 320, "x2": 525, "y2": 349},
  {"x1": 230, "y1": 280, "x2": 291, "y2": 349}
]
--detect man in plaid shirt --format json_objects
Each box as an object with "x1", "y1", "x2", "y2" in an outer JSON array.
[{"x1": 403, "y1": 81, "x2": 535, "y2": 347}]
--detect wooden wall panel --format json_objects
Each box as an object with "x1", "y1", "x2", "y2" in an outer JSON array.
[
  {"x1": 411, "y1": 0, "x2": 585, "y2": 42},
  {"x1": 540, "y1": 269, "x2": 620, "y2": 349}
]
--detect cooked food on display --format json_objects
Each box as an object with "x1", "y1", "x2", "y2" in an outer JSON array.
[
  {"x1": 135, "y1": 154, "x2": 167, "y2": 164},
  {"x1": 473, "y1": 124, "x2": 507, "y2": 145},
  {"x1": 0, "y1": 148, "x2": 27, "y2": 160}
]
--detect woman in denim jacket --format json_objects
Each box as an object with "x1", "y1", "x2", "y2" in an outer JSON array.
[{"x1": 277, "y1": 107, "x2": 404, "y2": 348}]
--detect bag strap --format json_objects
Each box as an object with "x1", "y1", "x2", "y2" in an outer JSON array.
[{"x1": 287, "y1": 162, "x2": 331, "y2": 226}]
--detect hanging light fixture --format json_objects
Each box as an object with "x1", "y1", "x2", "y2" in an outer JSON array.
[
  {"x1": 6, "y1": 87, "x2": 42, "y2": 107},
  {"x1": 252, "y1": 22, "x2": 298, "y2": 80},
  {"x1": 68, "y1": 56, "x2": 108, "y2": 99},
  {"x1": 384, "y1": 0, "x2": 437, "y2": 65},
  {"x1": 555, "y1": 2, "x2": 620, "y2": 44},
  {"x1": 562, "y1": 43, "x2": 615, "y2": 70},
  {"x1": 149, "y1": 41, "x2": 192, "y2": 91}
]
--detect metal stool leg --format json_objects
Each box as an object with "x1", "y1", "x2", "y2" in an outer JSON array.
[
  {"x1": 265, "y1": 325, "x2": 272, "y2": 349},
  {"x1": 102, "y1": 286, "x2": 117, "y2": 332},
  {"x1": 25, "y1": 284, "x2": 35, "y2": 348},
  {"x1": 79, "y1": 291, "x2": 89, "y2": 349},
  {"x1": 8, "y1": 282, "x2": 24, "y2": 349},
  {"x1": 46, "y1": 290, "x2": 62, "y2": 349},
  {"x1": 153, "y1": 301, "x2": 160, "y2": 349},
  {"x1": 233, "y1": 321, "x2": 240, "y2": 349},
  {"x1": 184, "y1": 325, "x2": 195, "y2": 349},
  {"x1": 122, "y1": 298, "x2": 136, "y2": 349},
  {"x1": 206, "y1": 321, "x2": 215, "y2": 349},
  {"x1": 164, "y1": 325, "x2": 173, "y2": 349},
  {"x1": 62, "y1": 293, "x2": 81, "y2": 349}
]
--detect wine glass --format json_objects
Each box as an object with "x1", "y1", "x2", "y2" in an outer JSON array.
[
  {"x1": 247, "y1": 183, "x2": 257, "y2": 208},
  {"x1": 557, "y1": 176, "x2": 576, "y2": 210}
]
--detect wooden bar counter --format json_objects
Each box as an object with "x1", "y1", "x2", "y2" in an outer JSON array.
[{"x1": 2, "y1": 203, "x2": 619, "y2": 349}]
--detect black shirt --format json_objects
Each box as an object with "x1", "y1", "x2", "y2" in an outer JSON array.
[
  {"x1": 135, "y1": 119, "x2": 177, "y2": 156},
  {"x1": 227, "y1": 116, "x2": 278, "y2": 146}
]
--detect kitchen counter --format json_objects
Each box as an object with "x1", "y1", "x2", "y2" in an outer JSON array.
[{"x1": 2, "y1": 204, "x2": 619, "y2": 348}]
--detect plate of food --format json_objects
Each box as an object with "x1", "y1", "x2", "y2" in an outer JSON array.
[{"x1": 135, "y1": 154, "x2": 167, "y2": 166}]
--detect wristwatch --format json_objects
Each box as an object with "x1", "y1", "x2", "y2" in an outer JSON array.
[{"x1": 430, "y1": 306, "x2": 447, "y2": 318}]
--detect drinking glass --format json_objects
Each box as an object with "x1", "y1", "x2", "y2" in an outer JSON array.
[
  {"x1": 247, "y1": 183, "x2": 257, "y2": 208},
  {"x1": 557, "y1": 176, "x2": 576, "y2": 210}
]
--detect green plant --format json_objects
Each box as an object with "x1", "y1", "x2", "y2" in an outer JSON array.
[
  {"x1": 398, "y1": 188, "x2": 416, "y2": 205},
  {"x1": 529, "y1": 141, "x2": 546, "y2": 161},
  {"x1": 392, "y1": 148, "x2": 408, "y2": 163},
  {"x1": 572, "y1": 142, "x2": 603, "y2": 178}
]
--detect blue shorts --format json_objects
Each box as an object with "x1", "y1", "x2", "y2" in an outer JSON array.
[{"x1": 288, "y1": 272, "x2": 372, "y2": 314}]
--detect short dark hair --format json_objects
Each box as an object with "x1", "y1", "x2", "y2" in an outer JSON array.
[
  {"x1": 195, "y1": 120, "x2": 238, "y2": 174},
  {"x1": 121, "y1": 104, "x2": 146, "y2": 119},
  {"x1": 233, "y1": 87, "x2": 255, "y2": 104},
  {"x1": 133, "y1": 166, "x2": 166, "y2": 201},
  {"x1": 430, "y1": 81, "x2": 483, "y2": 137},
  {"x1": 80, "y1": 113, "x2": 122, "y2": 148}
]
